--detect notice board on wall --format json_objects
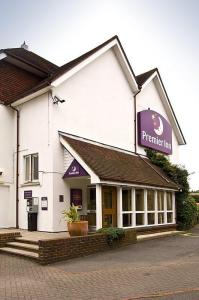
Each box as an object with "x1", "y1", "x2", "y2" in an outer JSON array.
[{"x1": 70, "y1": 189, "x2": 82, "y2": 209}]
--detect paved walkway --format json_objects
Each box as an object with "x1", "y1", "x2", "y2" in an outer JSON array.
[
  {"x1": 0, "y1": 226, "x2": 199, "y2": 299},
  {"x1": 0, "y1": 228, "x2": 70, "y2": 241}
]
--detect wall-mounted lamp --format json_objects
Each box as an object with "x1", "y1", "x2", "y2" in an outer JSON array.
[{"x1": 53, "y1": 95, "x2": 66, "y2": 104}]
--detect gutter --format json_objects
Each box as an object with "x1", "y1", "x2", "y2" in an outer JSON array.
[{"x1": 10, "y1": 105, "x2": 19, "y2": 229}]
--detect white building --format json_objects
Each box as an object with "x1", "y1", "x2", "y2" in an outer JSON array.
[{"x1": 0, "y1": 36, "x2": 185, "y2": 232}]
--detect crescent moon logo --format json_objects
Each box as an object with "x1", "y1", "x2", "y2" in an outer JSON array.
[
  {"x1": 72, "y1": 166, "x2": 77, "y2": 172},
  {"x1": 154, "y1": 116, "x2": 164, "y2": 136}
]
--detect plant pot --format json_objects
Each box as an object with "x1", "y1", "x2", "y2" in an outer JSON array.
[{"x1": 67, "y1": 221, "x2": 88, "y2": 236}]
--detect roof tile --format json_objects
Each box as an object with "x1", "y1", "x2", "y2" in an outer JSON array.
[{"x1": 62, "y1": 135, "x2": 178, "y2": 190}]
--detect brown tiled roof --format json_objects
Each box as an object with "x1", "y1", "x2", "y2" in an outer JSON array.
[
  {"x1": 0, "y1": 61, "x2": 43, "y2": 105},
  {"x1": 136, "y1": 68, "x2": 157, "y2": 87},
  {"x1": 62, "y1": 135, "x2": 179, "y2": 190},
  {"x1": 1, "y1": 36, "x2": 122, "y2": 105},
  {"x1": 3, "y1": 48, "x2": 58, "y2": 74},
  {"x1": 0, "y1": 47, "x2": 59, "y2": 105}
]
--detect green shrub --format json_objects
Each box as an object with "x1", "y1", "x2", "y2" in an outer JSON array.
[
  {"x1": 177, "y1": 197, "x2": 198, "y2": 230},
  {"x1": 197, "y1": 205, "x2": 199, "y2": 224},
  {"x1": 97, "y1": 227, "x2": 125, "y2": 245}
]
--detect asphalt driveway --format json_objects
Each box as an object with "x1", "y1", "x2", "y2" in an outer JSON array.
[{"x1": 0, "y1": 226, "x2": 199, "y2": 300}]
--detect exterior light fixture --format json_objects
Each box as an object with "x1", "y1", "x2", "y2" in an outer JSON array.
[{"x1": 53, "y1": 95, "x2": 66, "y2": 104}]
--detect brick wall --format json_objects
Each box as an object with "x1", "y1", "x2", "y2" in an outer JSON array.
[
  {"x1": 0, "y1": 232, "x2": 21, "y2": 247},
  {"x1": 38, "y1": 229, "x2": 137, "y2": 264}
]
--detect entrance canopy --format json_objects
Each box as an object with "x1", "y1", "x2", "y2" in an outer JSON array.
[{"x1": 60, "y1": 133, "x2": 179, "y2": 191}]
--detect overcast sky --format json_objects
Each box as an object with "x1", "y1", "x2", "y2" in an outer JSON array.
[{"x1": 1, "y1": 0, "x2": 198, "y2": 189}]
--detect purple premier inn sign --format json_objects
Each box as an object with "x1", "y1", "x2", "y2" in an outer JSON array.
[
  {"x1": 63, "y1": 159, "x2": 88, "y2": 178},
  {"x1": 138, "y1": 110, "x2": 172, "y2": 155}
]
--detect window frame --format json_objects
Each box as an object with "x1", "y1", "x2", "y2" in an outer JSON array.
[
  {"x1": 24, "y1": 153, "x2": 39, "y2": 183},
  {"x1": 121, "y1": 188, "x2": 175, "y2": 228}
]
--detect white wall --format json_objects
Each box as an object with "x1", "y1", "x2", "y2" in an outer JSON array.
[
  {"x1": 0, "y1": 186, "x2": 10, "y2": 227},
  {"x1": 136, "y1": 80, "x2": 179, "y2": 163},
  {"x1": 53, "y1": 48, "x2": 135, "y2": 152},
  {"x1": 0, "y1": 105, "x2": 16, "y2": 227},
  {"x1": 17, "y1": 94, "x2": 54, "y2": 231}
]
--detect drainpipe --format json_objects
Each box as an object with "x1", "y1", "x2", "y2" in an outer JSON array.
[
  {"x1": 133, "y1": 89, "x2": 141, "y2": 153},
  {"x1": 10, "y1": 105, "x2": 19, "y2": 229}
]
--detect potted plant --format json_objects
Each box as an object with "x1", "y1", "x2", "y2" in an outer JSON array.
[{"x1": 62, "y1": 204, "x2": 88, "y2": 236}]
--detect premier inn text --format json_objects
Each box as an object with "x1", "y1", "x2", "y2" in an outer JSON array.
[{"x1": 142, "y1": 131, "x2": 172, "y2": 150}]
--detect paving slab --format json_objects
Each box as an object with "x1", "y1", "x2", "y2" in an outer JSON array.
[{"x1": 0, "y1": 225, "x2": 198, "y2": 300}]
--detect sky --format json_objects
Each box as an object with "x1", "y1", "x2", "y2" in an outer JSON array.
[{"x1": 0, "y1": 0, "x2": 199, "y2": 189}]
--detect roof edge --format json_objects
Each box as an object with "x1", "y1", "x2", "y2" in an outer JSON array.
[{"x1": 136, "y1": 68, "x2": 186, "y2": 145}]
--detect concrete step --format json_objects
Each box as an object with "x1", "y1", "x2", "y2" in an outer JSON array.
[
  {"x1": 6, "y1": 241, "x2": 39, "y2": 253},
  {"x1": 137, "y1": 230, "x2": 183, "y2": 242},
  {"x1": 0, "y1": 247, "x2": 39, "y2": 259},
  {"x1": 15, "y1": 237, "x2": 39, "y2": 245}
]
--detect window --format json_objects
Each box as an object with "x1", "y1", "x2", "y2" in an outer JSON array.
[
  {"x1": 136, "y1": 213, "x2": 144, "y2": 226},
  {"x1": 147, "y1": 190, "x2": 155, "y2": 211},
  {"x1": 167, "y1": 192, "x2": 172, "y2": 210},
  {"x1": 122, "y1": 189, "x2": 131, "y2": 211},
  {"x1": 24, "y1": 154, "x2": 39, "y2": 182},
  {"x1": 135, "y1": 189, "x2": 144, "y2": 211},
  {"x1": 122, "y1": 189, "x2": 132, "y2": 227},
  {"x1": 148, "y1": 213, "x2": 155, "y2": 225},
  {"x1": 123, "y1": 214, "x2": 132, "y2": 227},
  {"x1": 120, "y1": 188, "x2": 175, "y2": 228},
  {"x1": 157, "y1": 191, "x2": 164, "y2": 211},
  {"x1": 87, "y1": 188, "x2": 96, "y2": 210}
]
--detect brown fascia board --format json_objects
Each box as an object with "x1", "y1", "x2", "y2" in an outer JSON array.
[{"x1": 2, "y1": 48, "x2": 57, "y2": 76}]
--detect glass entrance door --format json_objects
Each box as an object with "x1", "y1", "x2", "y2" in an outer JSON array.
[{"x1": 102, "y1": 186, "x2": 117, "y2": 227}]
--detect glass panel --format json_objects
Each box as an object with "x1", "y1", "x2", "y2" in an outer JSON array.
[
  {"x1": 158, "y1": 213, "x2": 164, "y2": 224},
  {"x1": 157, "y1": 191, "x2": 164, "y2": 211},
  {"x1": 122, "y1": 213, "x2": 132, "y2": 227},
  {"x1": 167, "y1": 212, "x2": 173, "y2": 223},
  {"x1": 136, "y1": 213, "x2": 144, "y2": 226},
  {"x1": 87, "y1": 213, "x2": 96, "y2": 226},
  {"x1": 122, "y1": 189, "x2": 132, "y2": 211},
  {"x1": 87, "y1": 188, "x2": 96, "y2": 210},
  {"x1": 25, "y1": 156, "x2": 30, "y2": 181},
  {"x1": 103, "y1": 214, "x2": 113, "y2": 227},
  {"x1": 32, "y1": 154, "x2": 39, "y2": 180},
  {"x1": 103, "y1": 190, "x2": 112, "y2": 209},
  {"x1": 167, "y1": 192, "x2": 172, "y2": 210},
  {"x1": 147, "y1": 190, "x2": 155, "y2": 211},
  {"x1": 148, "y1": 213, "x2": 155, "y2": 225},
  {"x1": 135, "y1": 189, "x2": 144, "y2": 211}
]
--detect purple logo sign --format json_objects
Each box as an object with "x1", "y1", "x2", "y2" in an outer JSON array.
[
  {"x1": 138, "y1": 110, "x2": 172, "y2": 155},
  {"x1": 63, "y1": 159, "x2": 88, "y2": 178},
  {"x1": 24, "y1": 190, "x2": 32, "y2": 199}
]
